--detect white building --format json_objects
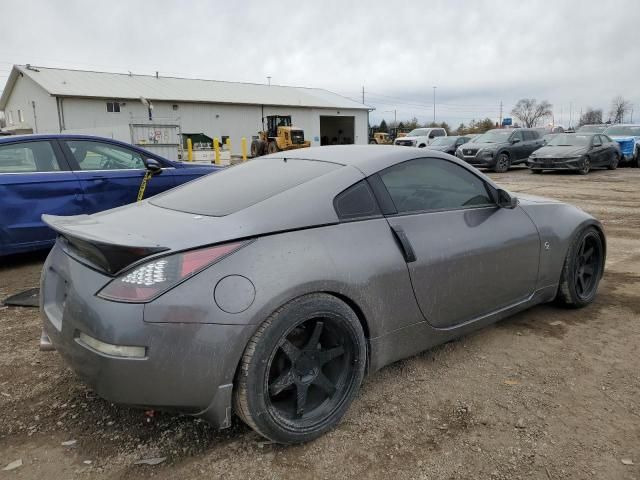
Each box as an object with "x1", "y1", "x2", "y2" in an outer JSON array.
[{"x1": 0, "y1": 65, "x2": 372, "y2": 159}]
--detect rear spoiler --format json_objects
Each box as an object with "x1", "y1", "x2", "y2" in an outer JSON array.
[{"x1": 42, "y1": 214, "x2": 169, "y2": 275}]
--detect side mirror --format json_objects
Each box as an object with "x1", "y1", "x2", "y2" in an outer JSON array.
[
  {"x1": 511, "y1": 138, "x2": 521, "y2": 144},
  {"x1": 145, "y1": 158, "x2": 163, "y2": 176},
  {"x1": 497, "y1": 189, "x2": 518, "y2": 209}
]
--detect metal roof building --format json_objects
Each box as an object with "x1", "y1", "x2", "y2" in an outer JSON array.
[{"x1": 0, "y1": 65, "x2": 372, "y2": 159}]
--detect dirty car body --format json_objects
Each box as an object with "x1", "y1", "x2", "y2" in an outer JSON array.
[{"x1": 40, "y1": 145, "x2": 606, "y2": 443}]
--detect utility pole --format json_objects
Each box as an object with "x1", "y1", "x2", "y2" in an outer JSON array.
[
  {"x1": 432, "y1": 86, "x2": 437, "y2": 123},
  {"x1": 362, "y1": 86, "x2": 365, "y2": 104},
  {"x1": 499, "y1": 101, "x2": 503, "y2": 127},
  {"x1": 267, "y1": 76, "x2": 271, "y2": 86},
  {"x1": 569, "y1": 102, "x2": 573, "y2": 129}
]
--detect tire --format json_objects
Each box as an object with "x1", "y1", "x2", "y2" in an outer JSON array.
[
  {"x1": 578, "y1": 156, "x2": 591, "y2": 175},
  {"x1": 418, "y1": 144, "x2": 426, "y2": 148},
  {"x1": 633, "y1": 149, "x2": 640, "y2": 168},
  {"x1": 531, "y1": 168, "x2": 543, "y2": 174},
  {"x1": 493, "y1": 152, "x2": 511, "y2": 173},
  {"x1": 234, "y1": 293, "x2": 367, "y2": 444},
  {"x1": 267, "y1": 141, "x2": 279, "y2": 154},
  {"x1": 607, "y1": 152, "x2": 619, "y2": 170},
  {"x1": 369, "y1": 139, "x2": 377, "y2": 144},
  {"x1": 556, "y1": 227, "x2": 604, "y2": 308},
  {"x1": 250, "y1": 140, "x2": 263, "y2": 158}
]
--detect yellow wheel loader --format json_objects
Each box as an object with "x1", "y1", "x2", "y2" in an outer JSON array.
[{"x1": 251, "y1": 115, "x2": 311, "y2": 157}]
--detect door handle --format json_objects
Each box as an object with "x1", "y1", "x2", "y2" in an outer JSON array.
[{"x1": 390, "y1": 225, "x2": 416, "y2": 263}]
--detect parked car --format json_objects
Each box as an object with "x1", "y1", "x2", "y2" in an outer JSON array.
[
  {"x1": 0, "y1": 134, "x2": 221, "y2": 256},
  {"x1": 456, "y1": 128, "x2": 544, "y2": 172},
  {"x1": 527, "y1": 133, "x2": 621, "y2": 174},
  {"x1": 603, "y1": 124, "x2": 640, "y2": 167},
  {"x1": 576, "y1": 124, "x2": 608, "y2": 134},
  {"x1": 393, "y1": 127, "x2": 447, "y2": 147},
  {"x1": 425, "y1": 135, "x2": 477, "y2": 155},
  {"x1": 40, "y1": 145, "x2": 605, "y2": 444}
]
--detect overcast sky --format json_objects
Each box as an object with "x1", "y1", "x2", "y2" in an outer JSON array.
[{"x1": 1, "y1": 0, "x2": 639, "y2": 128}]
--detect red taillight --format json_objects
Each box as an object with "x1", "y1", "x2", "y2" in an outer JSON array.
[{"x1": 98, "y1": 241, "x2": 246, "y2": 302}]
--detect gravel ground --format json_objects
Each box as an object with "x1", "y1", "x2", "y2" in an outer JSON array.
[{"x1": 1, "y1": 166, "x2": 639, "y2": 479}]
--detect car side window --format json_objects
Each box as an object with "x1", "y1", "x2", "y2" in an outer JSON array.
[
  {"x1": 0, "y1": 141, "x2": 61, "y2": 173},
  {"x1": 511, "y1": 131, "x2": 523, "y2": 142},
  {"x1": 524, "y1": 131, "x2": 536, "y2": 141},
  {"x1": 433, "y1": 129, "x2": 446, "y2": 137},
  {"x1": 379, "y1": 158, "x2": 494, "y2": 214},
  {"x1": 593, "y1": 136, "x2": 602, "y2": 146},
  {"x1": 334, "y1": 180, "x2": 381, "y2": 221},
  {"x1": 65, "y1": 140, "x2": 146, "y2": 171}
]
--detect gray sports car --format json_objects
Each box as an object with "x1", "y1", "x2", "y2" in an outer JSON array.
[{"x1": 40, "y1": 145, "x2": 606, "y2": 444}]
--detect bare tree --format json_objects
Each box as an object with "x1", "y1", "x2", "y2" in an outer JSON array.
[
  {"x1": 578, "y1": 108, "x2": 603, "y2": 126},
  {"x1": 609, "y1": 96, "x2": 632, "y2": 124},
  {"x1": 511, "y1": 99, "x2": 553, "y2": 128}
]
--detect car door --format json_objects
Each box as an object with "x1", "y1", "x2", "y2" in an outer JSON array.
[
  {"x1": 0, "y1": 139, "x2": 83, "y2": 253},
  {"x1": 509, "y1": 130, "x2": 527, "y2": 160},
  {"x1": 525, "y1": 131, "x2": 543, "y2": 156},
  {"x1": 592, "y1": 135, "x2": 608, "y2": 166},
  {"x1": 375, "y1": 157, "x2": 540, "y2": 328},
  {"x1": 59, "y1": 139, "x2": 177, "y2": 214}
]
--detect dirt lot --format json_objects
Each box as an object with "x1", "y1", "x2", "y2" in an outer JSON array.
[{"x1": 1, "y1": 167, "x2": 639, "y2": 479}]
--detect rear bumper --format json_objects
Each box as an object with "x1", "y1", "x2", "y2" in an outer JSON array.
[{"x1": 40, "y1": 243, "x2": 253, "y2": 427}]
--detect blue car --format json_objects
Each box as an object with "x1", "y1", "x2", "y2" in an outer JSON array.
[
  {"x1": 603, "y1": 124, "x2": 640, "y2": 167},
  {"x1": 0, "y1": 134, "x2": 221, "y2": 256}
]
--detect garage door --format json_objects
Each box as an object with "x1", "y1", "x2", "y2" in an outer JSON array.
[{"x1": 320, "y1": 116, "x2": 355, "y2": 146}]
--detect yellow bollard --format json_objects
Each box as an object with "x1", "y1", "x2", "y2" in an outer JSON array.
[
  {"x1": 186, "y1": 138, "x2": 193, "y2": 162},
  {"x1": 225, "y1": 138, "x2": 232, "y2": 158},
  {"x1": 213, "y1": 138, "x2": 220, "y2": 165},
  {"x1": 241, "y1": 137, "x2": 247, "y2": 161}
]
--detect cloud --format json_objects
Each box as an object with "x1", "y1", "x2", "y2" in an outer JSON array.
[{"x1": 0, "y1": 0, "x2": 638, "y2": 126}]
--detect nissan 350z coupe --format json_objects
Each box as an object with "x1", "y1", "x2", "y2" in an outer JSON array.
[{"x1": 40, "y1": 145, "x2": 606, "y2": 444}]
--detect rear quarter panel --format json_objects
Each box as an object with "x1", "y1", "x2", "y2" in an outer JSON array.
[{"x1": 144, "y1": 219, "x2": 424, "y2": 340}]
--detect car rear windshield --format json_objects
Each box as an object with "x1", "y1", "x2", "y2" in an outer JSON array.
[
  {"x1": 151, "y1": 158, "x2": 341, "y2": 216},
  {"x1": 577, "y1": 125, "x2": 605, "y2": 133},
  {"x1": 547, "y1": 134, "x2": 591, "y2": 146}
]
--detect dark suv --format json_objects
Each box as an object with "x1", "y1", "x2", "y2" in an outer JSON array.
[{"x1": 456, "y1": 128, "x2": 544, "y2": 172}]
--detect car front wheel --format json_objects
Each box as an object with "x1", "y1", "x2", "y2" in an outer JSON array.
[
  {"x1": 234, "y1": 293, "x2": 367, "y2": 444},
  {"x1": 493, "y1": 153, "x2": 511, "y2": 173},
  {"x1": 608, "y1": 152, "x2": 619, "y2": 170},
  {"x1": 579, "y1": 156, "x2": 591, "y2": 175},
  {"x1": 556, "y1": 227, "x2": 604, "y2": 308}
]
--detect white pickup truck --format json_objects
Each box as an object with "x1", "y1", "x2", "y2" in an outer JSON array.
[{"x1": 393, "y1": 127, "x2": 447, "y2": 147}]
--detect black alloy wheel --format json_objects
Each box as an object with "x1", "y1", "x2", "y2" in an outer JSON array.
[
  {"x1": 556, "y1": 227, "x2": 604, "y2": 307},
  {"x1": 234, "y1": 294, "x2": 366, "y2": 444},
  {"x1": 573, "y1": 233, "x2": 603, "y2": 301},
  {"x1": 608, "y1": 152, "x2": 619, "y2": 170}
]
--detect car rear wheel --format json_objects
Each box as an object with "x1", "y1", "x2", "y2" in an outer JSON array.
[
  {"x1": 234, "y1": 293, "x2": 367, "y2": 444},
  {"x1": 607, "y1": 152, "x2": 619, "y2": 170},
  {"x1": 579, "y1": 156, "x2": 591, "y2": 175},
  {"x1": 556, "y1": 227, "x2": 604, "y2": 308},
  {"x1": 493, "y1": 153, "x2": 511, "y2": 173}
]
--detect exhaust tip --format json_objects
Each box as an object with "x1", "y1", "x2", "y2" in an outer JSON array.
[{"x1": 39, "y1": 330, "x2": 55, "y2": 352}]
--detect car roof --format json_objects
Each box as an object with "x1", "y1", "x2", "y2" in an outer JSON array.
[
  {"x1": 0, "y1": 134, "x2": 173, "y2": 161},
  {"x1": 260, "y1": 144, "x2": 500, "y2": 181}
]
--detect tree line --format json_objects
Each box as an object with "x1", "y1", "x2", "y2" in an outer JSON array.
[{"x1": 371, "y1": 96, "x2": 634, "y2": 135}]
